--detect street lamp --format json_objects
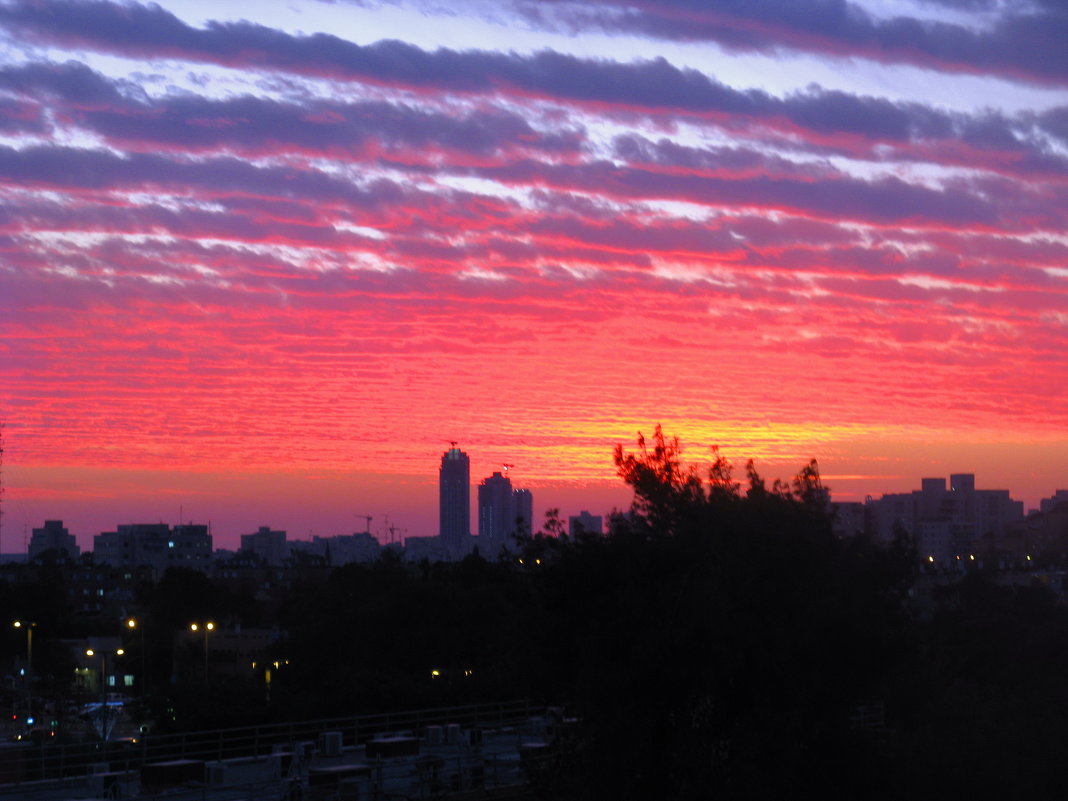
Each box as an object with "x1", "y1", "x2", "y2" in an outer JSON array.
[
  {"x1": 125, "y1": 618, "x2": 146, "y2": 699},
  {"x1": 12, "y1": 621, "x2": 36, "y2": 723},
  {"x1": 189, "y1": 622, "x2": 215, "y2": 679},
  {"x1": 85, "y1": 647, "x2": 124, "y2": 743}
]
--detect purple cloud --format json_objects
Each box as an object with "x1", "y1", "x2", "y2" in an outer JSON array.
[{"x1": 516, "y1": 0, "x2": 1068, "y2": 86}]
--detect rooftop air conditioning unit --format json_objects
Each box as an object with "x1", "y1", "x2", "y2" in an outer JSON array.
[
  {"x1": 464, "y1": 728, "x2": 483, "y2": 747},
  {"x1": 425, "y1": 724, "x2": 444, "y2": 745},
  {"x1": 206, "y1": 764, "x2": 228, "y2": 785},
  {"x1": 320, "y1": 731, "x2": 343, "y2": 757}
]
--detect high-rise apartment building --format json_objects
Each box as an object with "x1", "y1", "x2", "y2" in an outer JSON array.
[
  {"x1": 439, "y1": 447, "x2": 470, "y2": 557},
  {"x1": 1039, "y1": 490, "x2": 1068, "y2": 514},
  {"x1": 513, "y1": 489, "x2": 533, "y2": 537},
  {"x1": 240, "y1": 526, "x2": 290, "y2": 566},
  {"x1": 478, "y1": 472, "x2": 533, "y2": 556},
  {"x1": 93, "y1": 523, "x2": 212, "y2": 575},
  {"x1": 478, "y1": 471, "x2": 513, "y2": 555},
  {"x1": 867, "y1": 474, "x2": 1023, "y2": 563}
]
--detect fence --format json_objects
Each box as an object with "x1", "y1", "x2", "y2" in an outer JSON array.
[{"x1": 0, "y1": 698, "x2": 546, "y2": 798}]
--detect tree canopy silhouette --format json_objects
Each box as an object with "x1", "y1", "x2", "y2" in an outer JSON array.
[{"x1": 525, "y1": 426, "x2": 915, "y2": 800}]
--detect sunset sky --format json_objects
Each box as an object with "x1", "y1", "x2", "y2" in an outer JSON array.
[{"x1": 1, "y1": 0, "x2": 1066, "y2": 550}]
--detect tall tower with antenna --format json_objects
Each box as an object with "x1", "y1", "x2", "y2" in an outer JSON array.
[{"x1": 439, "y1": 444, "x2": 470, "y2": 559}]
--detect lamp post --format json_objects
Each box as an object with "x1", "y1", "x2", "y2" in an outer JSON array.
[
  {"x1": 125, "y1": 618, "x2": 146, "y2": 700},
  {"x1": 189, "y1": 622, "x2": 215, "y2": 680},
  {"x1": 85, "y1": 647, "x2": 124, "y2": 743},
  {"x1": 12, "y1": 621, "x2": 36, "y2": 723}
]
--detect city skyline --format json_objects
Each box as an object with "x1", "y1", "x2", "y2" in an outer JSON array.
[
  {"x1": 5, "y1": 456, "x2": 1064, "y2": 555},
  {"x1": 2, "y1": 0, "x2": 1066, "y2": 547}
]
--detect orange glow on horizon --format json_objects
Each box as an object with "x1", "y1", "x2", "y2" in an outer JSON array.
[{"x1": 1, "y1": 0, "x2": 1065, "y2": 551}]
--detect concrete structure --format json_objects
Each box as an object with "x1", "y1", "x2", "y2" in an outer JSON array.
[
  {"x1": 28, "y1": 520, "x2": 79, "y2": 561},
  {"x1": 93, "y1": 524, "x2": 170, "y2": 572},
  {"x1": 1008, "y1": 502, "x2": 1068, "y2": 561},
  {"x1": 439, "y1": 447, "x2": 471, "y2": 559},
  {"x1": 93, "y1": 523, "x2": 212, "y2": 575},
  {"x1": 0, "y1": 700, "x2": 552, "y2": 800},
  {"x1": 478, "y1": 473, "x2": 534, "y2": 555},
  {"x1": 72, "y1": 636, "x2": 133, "y2": 695},
  {"x1": 568, "y1": 510, "x2": 603, "y2": 538},
  {"x1": 403, "y1": 535, "x2": 447, "y2": 563},
  {"x1": 867, "y1": 474, "x2": 1023, "y2": 565},
  {"x1": 240, "y1": 527, "x2": 290, "y2": 566},
  {"x1": 514, "y1": 489, "x2": 533, "y2": 537},
  {"x1": 1040, "y1": 490, "x2": 1068, "y2": 515},
  {"x1": 170, "y1": 524, "x2": 213, "y2": 569},
  {"x1": 309, "y1": 533, "x2": 381, "y2": 565},
  {"x1": 830, "y1": 502, "x2": 865, "y2": 539},
  {"x1": 200, "y1": 626, "x2": 277, "y2": 678},
  {"x1": 478, "y1": 472, "x2": 513, "y2": 555}
]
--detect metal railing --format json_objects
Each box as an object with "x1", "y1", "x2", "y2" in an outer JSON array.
[{"x1": 0, "y1": 698, "x2": 546, "y2": 796}]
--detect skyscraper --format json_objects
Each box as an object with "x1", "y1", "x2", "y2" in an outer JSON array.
[
  {"x1": 478, "y1": 471, "x2": 513, "y2": 555},
  {"x1": 478, "y1": 472, "x2": 533, "y2": 556},
  {"x1": 513, "y1": 488, "x2": 533, "y2": 537},
  {"x1": 439, "y1": 446, "x2": 470, "y2": 557}
]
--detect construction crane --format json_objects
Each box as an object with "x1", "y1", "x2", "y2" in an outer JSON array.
[
  {"x1": 356, "y1": 513, "x2": 372, "y2": 535},
  {"x1": 387, "y1": 524, "x2": 408, "y2": 546}
]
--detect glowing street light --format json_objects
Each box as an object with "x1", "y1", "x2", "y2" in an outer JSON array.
[
  {"x1": 125, "y1": 618, "x2": 147, "y2": 700},
  {"x1": 189, "y1": 621, "x2": 215, "y2": 679},
  {"x1": 12, "y1": 621, "x2": 36, "y2": 722},
  {"x1": 84, "y1": 647, "x2": 125, "y2": 742}
]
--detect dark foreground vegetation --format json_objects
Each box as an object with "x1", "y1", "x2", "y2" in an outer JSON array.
[{"x1": 5, "y1": 428, "x2": 1068, "y2": 799}]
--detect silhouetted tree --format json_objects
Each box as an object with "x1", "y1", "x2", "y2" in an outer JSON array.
[{"x1": 529, "y1": 427, "x2": 916, "y2": 800}]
